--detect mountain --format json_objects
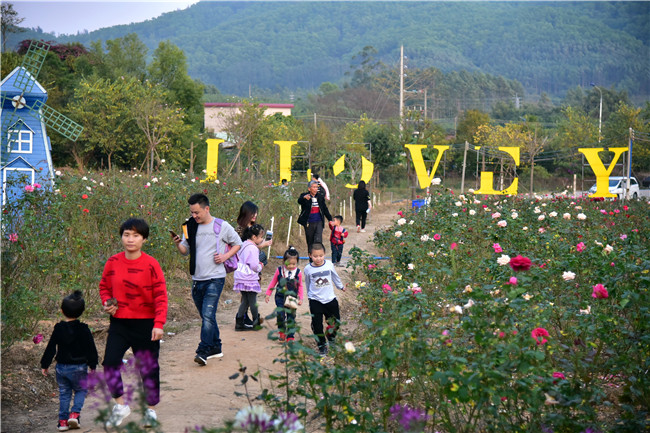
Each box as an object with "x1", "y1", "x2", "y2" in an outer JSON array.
[{"x1": 11, "y1": 1, "x2": 650, "y2": 98}]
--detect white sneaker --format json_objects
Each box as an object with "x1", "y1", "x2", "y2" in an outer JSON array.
[
  {"x1": 361, "y1": 229, "x2": 366, "y2": 233},
  {"x1": 106, "y1": 403, "x2": 131, "y2": 427},
  {"x1": 142, "y1": 408, "x2": 158, "y2": 428}
]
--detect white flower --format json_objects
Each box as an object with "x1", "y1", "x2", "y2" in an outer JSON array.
[
  {"x1": 534, "y1": 207, "x2": 541, "y2": 214},
  {"x1": 344, "y1": 342, "x2": 356, "y2": 353},
  {"x1": 469, "y1": 209, "x2": 476, "y2": 216},
  {"x1": 234, "y1": 406, "x2": 272, "y2": 429},
  {"x1": 542, "y1": 203, "x2": 547, "y2": 207},
  {"x1": 563, "y1": 213, "x2": 571, "y2": 220},
  {"x1": 523, "y1": 226, "x2": 529, "y2": 231},
  {"x1": 99, "y1": 182, "x2": 104, "y2": 186},
  {"x1": 55, "y1": 170, "x2": 62, "y2": 176},
  {"x1": 603, "y1": 244, "x2": 614, "y2": 254},
  {"x1": 191, "y1": 178, "x2": 196, "y2": 183},
  {"x1": 395, "y1": 231, "x2": 403, "y2": 238},
  {"x1": 577, "y1": 213, "x2": 587, "y2": 220},
  {"x1": 492, "y1": 212, "x2": 501, "y2": 219},
  {"x1": 202, "y1": 169, "x2": 207, "y2": 174},
  {"x1": 497, "y1": 220, "x2": 508, "y2": 228},
  {"x1": 427, "y1": 251, "x2": 435, "y2": 257},
  {"x1": 215, "y1": 179, "x2": 220, "y2": 184},
  {"x1": 511, "y1": 212, "x2": 518, "y2": 219},
  {"x1": 522, "y1": 293, "x2": 533, "y2": 301},
  {"x1": 463, "y1": 285, "x2": 473, "y2": 293},
  {"x1": 431, "y1": 177, "x2": 441, "y2": 185},
  {"x1": 397, "y1": 218, "x2": 406, "y2": 225},
  {"x1": 455, "y1": 201, "x2": 462, "y2": 207},
  {"x1": 151, "y1": 177, "x2": 159, "y2": 183},
  {"x1": 594, "y1": 240, "x2": 603, "y2": 247},
  {"x1": 468, "y1": 188, "x2": 475, "y2": 193},
  {"x1": 408, "y1": 263, "x2": 415, "y2": 270},
  {"x1": 452, "y1": 213, "x2": 458, "y2": 217},
  {"x1": 579, "y1": 305, "x2": 591, "y2": 315},
  {"x1": 409, "y1": 220, "x2": 414, "y2": 225},
  {"x1": 538, "y1": 214, "x2": 546, "y2": 221},
  {"x1": 82, "y1": 176, "x2": 88, "y2": 181},
  {"x1": 458, "y1": 194, "x2": 466, "y2": 201},
  {"x1": 160, "y1": 159, "x2": 165, "y2": 163},
  {"x1": 420, "y1": 234, "x2": 430, "y2": 242},
  {"x1": 450, "y1": 305, "x2": 463, "y2": 314},
  {"x1": 549, "y1": 211, "x2": 558, "y2": 218},
  {"x1": 562, "y1": 271, "x2": 576, "y2": 281},
  {"x1": 86, "y1": 186, "x2": 92, "y2": 191},
  {"x1": 497, "y1": 254, "x2": 511, "y2": 266},
  {"x1": 146, "y1": 182, "x2": 151, "y2": 187},
  {"x1": 463, "y1": 299, "x2": 475, "y2": 309}
]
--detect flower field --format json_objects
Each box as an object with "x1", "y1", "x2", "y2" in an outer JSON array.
[{"x1": 290, "y1": 189, "x2": 648, "y2": 432}]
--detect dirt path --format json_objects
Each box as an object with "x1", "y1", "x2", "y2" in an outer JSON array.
[{"x1": 2, "y1": 200, "x2": 405, "y2": 433}]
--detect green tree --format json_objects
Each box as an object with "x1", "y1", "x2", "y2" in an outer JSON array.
[
  {"x1": 90, "y1": 33, "x2": 147, "y2": 81},
  {"x1": 0, "y1": 3, "x2": 24, "y2": 52},
  {"x1": 457, "y1": 109, "x2": 490, "y2": 145},
  {"x1": 219, "y1": 100, "x2": 268, "y2": 176},
  {"x1": 604, "y1": 102, "x2": 650, "y2": 173}
]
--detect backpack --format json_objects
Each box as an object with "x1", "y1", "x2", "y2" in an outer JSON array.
[{"x1": 213, "y1": 218, "x2": 238, "y2": 273}]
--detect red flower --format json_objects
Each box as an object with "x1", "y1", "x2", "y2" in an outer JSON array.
[
  {"x1": 552, "y1": 372, "x2": 565, "y2": 380},
  {"x1": 509, "y1": 255, "x2": 532, "y2": 271},
  {"x1": 82, "y1": 208, "x2": 90, "y2": 213},
  {"x1": 450, "y1": 242, "x2": 458, "y2": 250},
  {"x1": 531, "y1": 327, "x2": 549, "y2": 345},
  {"x1": 592, "y1": 283, "x2": 609, "y2": 299},
  {"x1": 81, "y1": 194, "x2": 88, "y2": 199}
]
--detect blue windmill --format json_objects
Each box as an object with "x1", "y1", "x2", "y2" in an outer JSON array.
[{"x1": 1, "y1": 40, "x2": 83, "y2": 204}]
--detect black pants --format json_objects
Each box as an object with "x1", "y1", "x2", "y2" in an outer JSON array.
[
  {"x1": 236, "y1": 291, "x2": 259, "y2": 319},
  {"x1": 355, "y1": 210, "x2": 367, "y2": 229},
  {"x1": 304, "y1": 220, "x2": 324, "y2": 254},
  {"x1": 331, "y1": 243, "x2": 343, "y2": 263},
  {"x1": 309, "y1": 298, "x2": 340, "y2": 349},
  {"x1": 103, "y1": 317, "x2": 161, "y2": 406}
]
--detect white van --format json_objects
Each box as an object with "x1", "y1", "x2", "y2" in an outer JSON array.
[{"x1": 588, "y1": 176, "x2": 640, "y2": 199}]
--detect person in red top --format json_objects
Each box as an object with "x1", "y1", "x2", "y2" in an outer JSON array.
[
  {"x1": 99, "y1": 218, "x2": 168, "y2": 428},
  {"x1": 328, "y1": 215, "x2": 348, "y2": 266}
]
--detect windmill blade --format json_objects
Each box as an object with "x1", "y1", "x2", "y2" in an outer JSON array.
[
  {"x1": 1, "y1": 96, "x2": 22, "y2": 145},
  {"x1": 31, "y1": 100, "x2": 83, "y2": 142},
  {"x1": 14, "y1": 40, "x2": 50, "y2": 95}
]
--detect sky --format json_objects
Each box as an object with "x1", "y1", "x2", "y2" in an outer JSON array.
[{"x1": 9, "y1": 0, "x2": 201, "y2": 36}]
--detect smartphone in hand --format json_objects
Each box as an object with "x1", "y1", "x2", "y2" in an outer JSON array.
[
  {"x1": 265, "y1": 230, "x2": 273, "y2": 241},
  {"x1": 169, "y1": 229, "x2": 178, "y2": 238}
]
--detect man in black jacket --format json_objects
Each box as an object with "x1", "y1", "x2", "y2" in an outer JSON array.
[{"x1": 298, "y1": 180, "x2": 333, "y2": 255}]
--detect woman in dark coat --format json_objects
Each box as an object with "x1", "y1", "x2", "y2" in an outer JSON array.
[{"x1": 353, "y1": 180, "x2": 371, "y2": 233}]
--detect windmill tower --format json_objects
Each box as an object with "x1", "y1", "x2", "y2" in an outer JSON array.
[{"x1": 1, "y1": 40, "x2": 83, "y2": 204}]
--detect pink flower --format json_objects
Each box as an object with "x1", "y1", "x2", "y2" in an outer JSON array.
[
  {"x1": 531, "y1": 327, "x2": 549, "y2": 345},
  {"x1": 8, "y1": 233, "x2": 18, "y2": 243},
  {"x1": 24, "y1": 185, "x2": 34, "y2": 192},
  {"x1": 397, "y1": 211, "x2": 403, "y2": 217},
  {"x1": 506, "y1": 276, "x2": 518, "y2": 285},
  {"x1": 442, "y1": 330, "x2": 449, "y2": 336},
  {"x1": 498, "y1": 331, "x2": 506, "y2": 339},
  {"x1": 368, "y1": 264, "x2": 377, "y2": 269},
  {"x1": 33, "y1": 334, "x2": 43, "y2": 344},
  {"x1": 509, "y1": 255, "x2": 532, "y2": 271},
  {"x1": 493, "y1": 243, "x2": 502, "y2": 253},
  {"x1": 433, "y1": 233, "x2": 441, "y2": 241},
  {"x1": 619, "y1": 234, "x2": 627, "y2": 240},
  {"x1": 576, "y1": 242, "x2": 586, "y2": 252},
  {"x1": 450, "y1": 242, "x2": 458, "y2": 250},
  {"x1": 33, "y1": 183, "x2": 42, "y2": 189},
  {"x1": 144, "y1": 184, "x2": 150, "y2": 188},
  {"x1": 382, "y1": 284, "x2": 392, "y2": 294},
  {"x1": 552, "y1": 372, "x2": 566, "y2": 380},
  {"x1": 592, "y1": 284, "x2": 609, "y2": 299}
]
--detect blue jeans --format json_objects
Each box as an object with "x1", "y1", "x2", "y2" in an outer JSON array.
[
  {"x1": 192, "y1": 278, "x2": 225, "y2": 354},
  {"x1": 331, "y1": 243, "x2": 344, "y2": 263},
  {"x1": 56, "y1": 363, "x2": 88, "y2": 420}
]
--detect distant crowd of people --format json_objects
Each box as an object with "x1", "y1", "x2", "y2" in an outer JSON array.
[{"x1": 39, "y1": 173, "x2": 371, "y2": 430}]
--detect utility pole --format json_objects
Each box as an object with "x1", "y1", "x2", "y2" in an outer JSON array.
[
  {"x1": 399, "y1": 45, "x2": 404, "y2": 131},
  {"x1": 424, "y1": 88, "x2": 427, "y2": 120},
  {"x1": 460, "y1": 141, "x2": 468, "y2": 194}
]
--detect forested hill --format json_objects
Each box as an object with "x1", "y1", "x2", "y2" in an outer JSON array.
[{"x1": 19, "y1": 1, "x2": 650, "y2": 97}]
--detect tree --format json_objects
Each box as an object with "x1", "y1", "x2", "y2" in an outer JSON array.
[
  {"x1": 457, "y1": 110, "x2": 490, "y2": 145},
  {"x1": 219, "y1": 100, "x2": 268, "y2": 176},
  {"x1": 132, "y1": 82, "x2": 189, "y2": 174},
  {"x1": 1, "y1": 3, "x2": 24, "y2": 52},
  {"x1": 90, "y1": 33, "x2": 148, "y2": 81},
  {"x1": 346, "y1": 45, "x2": 383, "y2": 89}
]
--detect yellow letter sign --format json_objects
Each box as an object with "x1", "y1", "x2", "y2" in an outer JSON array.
[
  {"x1": 332, "y1": 154, "x2": 374, "y2": 188},
  {"x1": 274, "y1": 141, "x2": 297, "y2": 182},
  {"x1": 404, "y1": 144, "x2": 450, "y2": 189},
  {"x1": 578, "y1": 147, "x2": 627, "y2": 198},
  {"x1": 474, "y1": 146, "x2": 520, "y2": 195},
  {"x1": 206, "y1": 138, "x2": 223, "y2": 178}
]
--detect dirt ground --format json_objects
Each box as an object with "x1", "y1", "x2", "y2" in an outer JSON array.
[{"x1": 1, "y1": 200, "x2": 404, "y2": 433}]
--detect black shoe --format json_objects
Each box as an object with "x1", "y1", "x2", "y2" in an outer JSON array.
[
  {"x1": 194, "y1": 353, "x2": 207, "y2": 366},
  {"x1": 207, "y1": 348, "x2": 223, "y2": 359},
  {"x1": 236, "y1": 315, "x2": 252, "y2": 331},
  {"x1": 244, "y1": 314, "x2": 254, "y2": 327}
]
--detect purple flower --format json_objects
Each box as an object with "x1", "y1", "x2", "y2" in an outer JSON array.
[{"x1": 390, "y1": 404, "x2": 429, "y2": 432}]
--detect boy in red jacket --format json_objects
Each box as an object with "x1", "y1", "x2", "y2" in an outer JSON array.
[
  {"x1": 99, "y1": 218, "x2": 168, "y2": 428},
  {"x1": 328, "y1": 215, "x2": 348, "y2": 267}
]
